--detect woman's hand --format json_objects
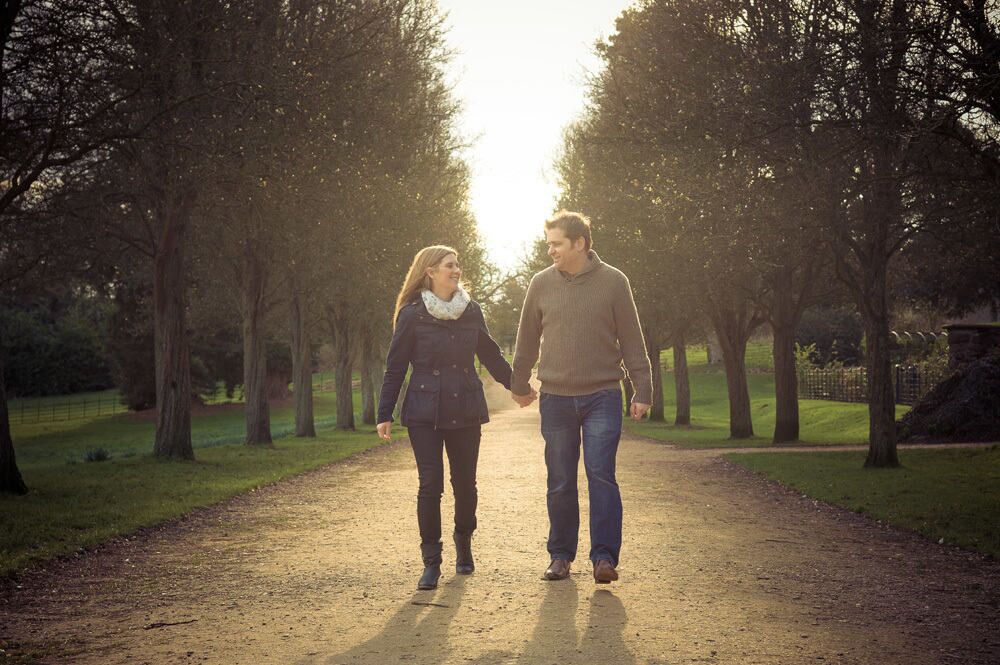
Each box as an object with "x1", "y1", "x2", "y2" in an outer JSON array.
[
  {"x1": 377, "y1": 421, "x2": 393, "y2": 441},
  {"x1": 511, "y1": 387, "x2": 538, "y2": 407}
]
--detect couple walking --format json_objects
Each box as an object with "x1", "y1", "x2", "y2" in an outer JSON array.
[{"x1": 376, "y1": 210, "x2": 652, "y2": 590}]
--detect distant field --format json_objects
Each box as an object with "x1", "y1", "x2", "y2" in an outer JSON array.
[
  {"x1": 658, "y1": 341, "x2": 773, "y2": 372},
  {"x1": 6, "y1": 371, "x2": 351, "y2": 424}
]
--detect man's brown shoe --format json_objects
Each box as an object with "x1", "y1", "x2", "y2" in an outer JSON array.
[
  {"x1": 593, "y1": 560, "x2": 619, "y2": 584},
  {"x1": 543, "y1": 559, "x2": 571, "y2": 581}
]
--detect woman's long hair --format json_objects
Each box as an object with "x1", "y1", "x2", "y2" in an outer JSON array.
[{"x1": 393, "y1": 245, "x2": 460, "y2": 326}]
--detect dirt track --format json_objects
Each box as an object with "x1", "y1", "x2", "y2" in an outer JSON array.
[{"x1": 2, "y1": 384, "x2": 998, "y2": 664}]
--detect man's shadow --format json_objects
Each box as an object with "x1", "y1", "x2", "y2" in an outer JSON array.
[
  {"x1": 470, "y1": 578, "x2": 635, "y2": 664},
  {"x1": 580, "y1": 589, "x2": 636, "y2": 664},
  {"x1": 308, "y1": 576, "x2": 469, "y2": 665},
  {"x1": 468, "y1": 578, "x2": 579, "y2": 664}
]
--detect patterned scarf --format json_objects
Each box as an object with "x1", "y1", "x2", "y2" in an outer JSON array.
[{"x1": 421, "y1": 287, "x2": 470, "y2": 320}]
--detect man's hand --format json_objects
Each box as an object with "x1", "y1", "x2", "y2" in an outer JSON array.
[
  {"x1": 511, "y1": 387, "x2": 538, "y2": 408},
  {"x1": 377, "y1": 421, "x2": 393, "y2": 441},
  {"x1": 630, "y1": 402, "x2": 651, "y2": 421}
]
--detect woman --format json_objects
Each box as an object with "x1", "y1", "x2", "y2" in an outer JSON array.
[{"x1": 377, "y1": 245, "x2": 516, "y2": 591}]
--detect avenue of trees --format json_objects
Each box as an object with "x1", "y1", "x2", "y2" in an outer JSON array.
[
  {"x1": 3, "y1": 0, "x2": 999, "y2": 498},
  {"x1": 557, "y1": 0, "x2": 1000, "y2": 467},
  {"x1": 1, "y1": 0, "x2": 486, "y2": 494}
]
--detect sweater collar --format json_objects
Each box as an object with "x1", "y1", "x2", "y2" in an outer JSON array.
[{"x1": 558, "y1": 250, "x2": 603, "y2": 284}]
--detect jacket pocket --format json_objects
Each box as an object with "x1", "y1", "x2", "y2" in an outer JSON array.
[
  {"x1": 402, "y1": 375, "x2": 440, "y2": 426},
  {"x1": 461, "y1": 373, "x2": 488, "y2": 422}
]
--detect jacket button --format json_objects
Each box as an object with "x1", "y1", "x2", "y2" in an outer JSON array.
[
  {"x1": 452, "y1": 363, "x2": 457, "y2": 368},
  {"x1": 451, "y1": 420, "x2": 457, "y2": 424},
  {"x1": 463, "y1": 368, "x2": 469, "y2": 373},
  {"x1": 420, "y1": 384, "x2": 425, "y2": 389},
  {"x1": 453, "y1": 392, "x2": 458, "y2": 397},
  {"x1": 432, "y1": 369, "x2": 440, "y2": 376}
]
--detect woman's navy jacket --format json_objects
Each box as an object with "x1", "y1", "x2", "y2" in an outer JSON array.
[{"x1": 377, "y1": 299, "x2": 512, "y2": 429}]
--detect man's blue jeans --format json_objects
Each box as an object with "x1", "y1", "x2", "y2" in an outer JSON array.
[{"x1": 539, "y1": 388, "x2": 623, "y2": 566}]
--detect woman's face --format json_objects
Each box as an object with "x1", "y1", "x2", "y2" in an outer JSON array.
[{"x1": 427, "y1": 253, "x2": 461, "y2": 296}]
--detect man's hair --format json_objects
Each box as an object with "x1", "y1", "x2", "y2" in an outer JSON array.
[{"x1": 544, "y1": 210, "x2": 592, "y2": 251}]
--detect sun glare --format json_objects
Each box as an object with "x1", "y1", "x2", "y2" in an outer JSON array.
[{"x1": 438, "y1": 0, "x2": 635, "y2": 271}]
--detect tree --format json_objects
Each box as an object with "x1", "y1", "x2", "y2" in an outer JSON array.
[
  {"x1": 894, "y1": 1, "x2": 1000, "y2": 320},
  {"x1": 1, "y1": 0, "x2": 133, "y2": 492},
  {"x1": 810, "y1": 0, "x2": 937, "y2": 466},
  {"x1": 574, "y1": 1, "x2": 773, "y2": 438},
  {"x1": 310, "y1": 0, "x2": 486, "y2": 430},
  {"x1": 100, "y1": 0, "x2": 241, "y2": 460}
]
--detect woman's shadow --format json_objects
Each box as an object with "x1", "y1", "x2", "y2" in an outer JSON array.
[{"x1": 304, "y1": 576, "x2": 469, "y2": 665}]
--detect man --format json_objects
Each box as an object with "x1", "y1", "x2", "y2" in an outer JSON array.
[{"x1": 511, "y1": 210, "x2": 652, "y2": 584}]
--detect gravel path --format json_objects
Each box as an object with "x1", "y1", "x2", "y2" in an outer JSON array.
[{"x1": 2, "y1": 386, "x2": 998, "y2": 664}]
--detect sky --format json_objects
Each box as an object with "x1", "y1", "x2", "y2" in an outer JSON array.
[{"x1": 436, "y1": 0, "x2": 635, "y2": 271}]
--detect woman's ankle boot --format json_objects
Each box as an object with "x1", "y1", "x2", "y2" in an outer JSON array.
[
  {"x1": 417, "y1": 564, "x2": 441, "y2": 590},
  {"x1": 454, "y1": 532, "x2": 474, "y2": 574}
]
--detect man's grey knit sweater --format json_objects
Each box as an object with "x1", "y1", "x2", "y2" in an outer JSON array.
[{"x1": 511, "y1": 251, "x2": 653, "y2": 404}]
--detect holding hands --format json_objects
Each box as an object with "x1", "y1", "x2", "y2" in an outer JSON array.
[{"x1": 511, "y1": 386, "x2": 538, "y2": 408}]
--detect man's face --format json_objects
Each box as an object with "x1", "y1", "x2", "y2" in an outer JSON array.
[{"x1": 545, "y1": 227, "x2": 586, "y2": 271}]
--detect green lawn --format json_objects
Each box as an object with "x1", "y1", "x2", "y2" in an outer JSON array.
[
  {"x1": 629, "y1": 345, "x2": 908, "y2": 448},
  {"x1": 726, "y1": 446, "x2": 1000, "y2": 558},
  {"x1": 6, "y1": 371, "x2": 348, "y2": 422},
  {"x1": 1, "y1": 389, "x2": 385, "y2": 577},
  {"x1": 7, "y1": 388, "x2": 126, "y2": 425}
]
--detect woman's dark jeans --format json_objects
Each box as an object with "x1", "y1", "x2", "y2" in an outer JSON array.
[
  {"x1": 539, "y1": 389, "x2": 623, "y2": 566},
  {"x1": 409, "y1": 424, "x2": 482, "y2": 565}
]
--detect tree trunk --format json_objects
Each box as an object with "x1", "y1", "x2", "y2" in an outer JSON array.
[
  {"x1": 772, "y1": 323, "x2": 800, "y2": 443},
  {"x1": 673, "y1": 332, "x2": 691, "y2": 426},
  {"x1": 0, "y1": 361, "x2": 28, "y2": 495},
  {"x1": 290, "y1": 286, "x2": 315, "y2": 438},
  {"x1": 648, "y1": 346, "x2": 664, "y2": 421},
  {"x1": 242, "y1": 247, "x2": 272, "y2": 445},
  {"x1": 152, "y1": 190, "x2": 194, "y2": 460},
  {"x1": 771, "y1": 278, "x2": 801, "y2": 443},
  {"x1": 370, "y1": 352, "x2": 385, "y2": 420},
  {"x1": 712, "y1": 304, "x2": 759, "y2": 439},
  {"x1": 360, "y1": 328, "x2": 376, "y2": 426},
  {"x1": 720, "y1": 339, "x2": 753, "y2": 439},
  {"x1": 855, "y1": 0, "x2": 902, "y2": 468},
  {"x1": 863, "y1": 264, "x2": 899, "y2": 467},
  {"x1": 333, "y1": 308, "x2": 355, "y2": 430}
]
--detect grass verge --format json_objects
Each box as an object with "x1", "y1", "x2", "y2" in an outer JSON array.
[
  {"x1": 726, "y1": 446, "x2": 1000, "y2": 558},
  {"x1": 1, "y1": 390, "x2": 386, "y2": 577},
  {"x1": 628, "y1": 349, "x2": 908, "y2": 448}
]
